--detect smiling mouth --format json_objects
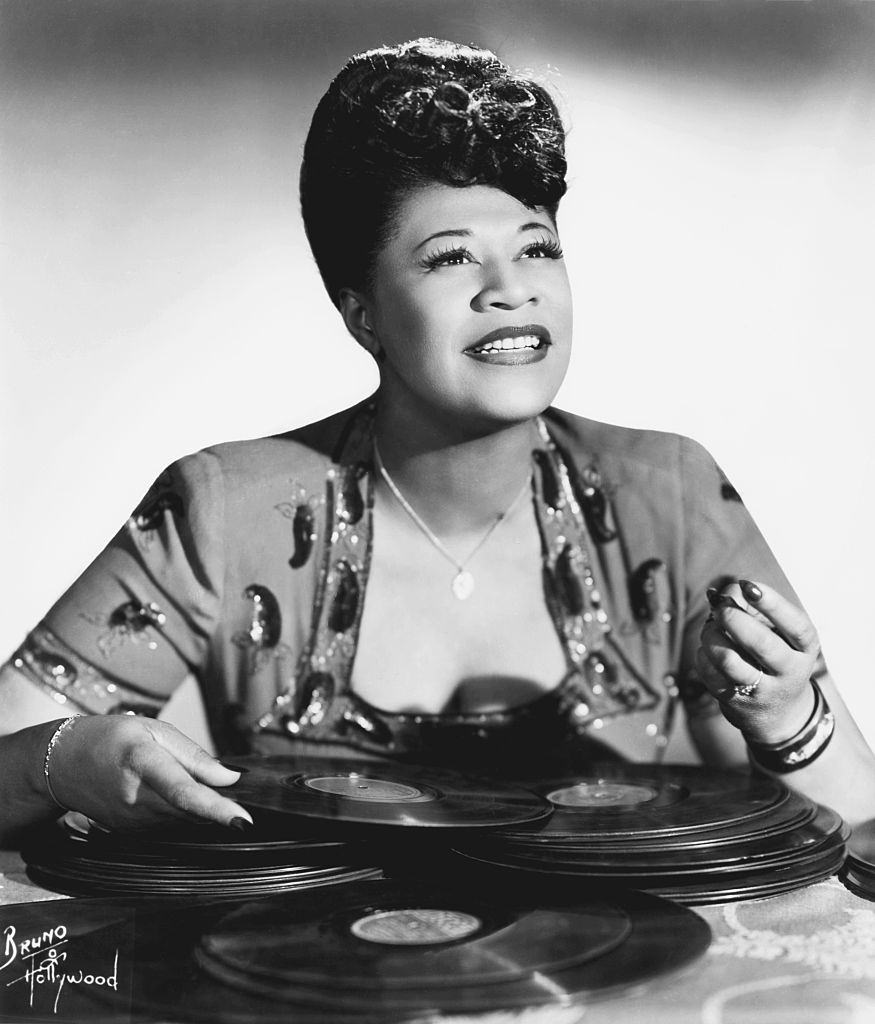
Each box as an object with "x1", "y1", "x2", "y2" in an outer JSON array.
[{"x1": 464, "y1": 326, "x2": 551, "y2": 365}]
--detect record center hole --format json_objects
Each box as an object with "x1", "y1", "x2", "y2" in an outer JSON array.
[
  {"x1": 301, "y1": 775, "x2": 430, "y2": 803},
  {"x1": 547, "y1": 781, "x2": 659, "y2": 808},
  {"x1": 350, "y1": 909, "x2": 482, "y2": 945}
]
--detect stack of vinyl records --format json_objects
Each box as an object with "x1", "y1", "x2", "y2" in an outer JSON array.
[
  {"x1": 454, "y1": 764, "x2": 849, "y2": 905},
  {"x1": 21, "y1": 756, "x2": 555, "y2": 900},
  {"x1": 21, "y1": 819, "x2": 385, "y2": 898},
  {"x1": 841, "y1": 819, "x2": 875, "y2": 900}
]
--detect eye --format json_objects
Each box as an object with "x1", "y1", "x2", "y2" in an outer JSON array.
[
  {"x1": 520, "y1": 237, "x2": 564, "y2": 260},
  {"x1": 419, "y1": 245, "x2": 476, "y2": 270}
]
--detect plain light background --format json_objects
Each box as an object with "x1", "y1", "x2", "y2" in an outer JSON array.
[{"x1": 2, "y1": 1, "x2": 873, "y2": 746}]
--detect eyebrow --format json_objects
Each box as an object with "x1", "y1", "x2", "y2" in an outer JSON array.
[{"x1": 414, "y1": 221, "x2": 555, "y2": 251}]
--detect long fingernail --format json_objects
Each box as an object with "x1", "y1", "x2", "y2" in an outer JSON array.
[
  {"x1": 739, "y1": 579, "x2": 763, "y2": 603},
  {"x1": 228, "y1": 816, "x2": 253, "y2": 831}
]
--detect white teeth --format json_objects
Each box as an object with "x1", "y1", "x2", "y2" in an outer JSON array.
[{"x1": 473, "y1": 334, "x2": 541, "y2": 354}]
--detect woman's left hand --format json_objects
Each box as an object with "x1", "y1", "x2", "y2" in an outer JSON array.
[{"x1": 695, "y1": 579, "x2": 819, "y2": 744}]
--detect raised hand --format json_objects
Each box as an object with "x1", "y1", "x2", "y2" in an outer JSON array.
[{"x1": 695, "y1": 579, "x2": 819, "y2": 745}]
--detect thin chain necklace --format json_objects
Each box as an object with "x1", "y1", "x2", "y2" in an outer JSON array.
[{"x1": 372, "y1": 440, "x2": 531, "y2": 600}]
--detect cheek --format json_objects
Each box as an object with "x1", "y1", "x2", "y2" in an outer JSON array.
[{"x1": 376, "y1": 288, "x2": 456, "y2": 367}]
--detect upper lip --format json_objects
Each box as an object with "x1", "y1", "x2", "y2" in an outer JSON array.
[{"x1": 464, "y1": 324, "x2": 552, "y2": 352}]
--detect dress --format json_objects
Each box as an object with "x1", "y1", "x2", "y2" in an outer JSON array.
[{"x1": 6, "y1": 400, "x2": 809, "y2": 771}]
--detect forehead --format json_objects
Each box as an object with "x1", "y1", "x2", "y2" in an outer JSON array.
[{"x1": 388, "y1": 183, "x2": 554, "y2": 248}]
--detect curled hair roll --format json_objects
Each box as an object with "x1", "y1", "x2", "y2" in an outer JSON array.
[{"x1": 300, "y1": 38, "x2": 567, "y2": 306}]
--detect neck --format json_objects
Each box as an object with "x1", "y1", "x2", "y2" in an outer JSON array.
[{"x1": 372, "y1": 394, "x2": 541, "y2": 538}]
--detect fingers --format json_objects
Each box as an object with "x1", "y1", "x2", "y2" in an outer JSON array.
[
  {"x1": 697, "y1": 625, "x2": 763, "y2": 698},
  {"x1": 697, "y1": 580, "x2": 821, "y2": 744},
  {"x1": 736, "y1": 579, "x2": 820, "y2": 654},
  {"x1": 128, "y1": 741, "x2": 253, "y2": 827},
  {"x1": 148, "y1": 721, "x2": 242, "y2": 788},
  {"x1": 705, "y1": 580, "x2": 819, "y2": 675},
  {"x1": 702, "y1": 607, "x2": 787, "y2": 677}
]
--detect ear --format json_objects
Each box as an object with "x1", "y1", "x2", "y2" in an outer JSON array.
[{"x1": 338, "y1": 288, "x2": 382, "y2": 361}]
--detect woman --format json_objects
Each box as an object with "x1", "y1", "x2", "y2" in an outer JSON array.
[{"x1": 1, "y1": 38, "x2": 873, "y2": 842}]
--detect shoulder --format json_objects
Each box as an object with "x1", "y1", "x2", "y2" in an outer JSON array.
[
  {"x1": 168, "y1": 400, "x2": 370, "y2": 495},
  {"x1": 544, "y1": 407, "x2": 717, "y2": 484}
]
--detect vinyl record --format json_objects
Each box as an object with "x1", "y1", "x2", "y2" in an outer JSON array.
[
  {"x1": 842, "y1": 867, "x2": 875, "y2": 902},
  {"x1": 502, "y1": 788, "x2": 817, "y2": 851},
  {"x1": 501, "y1": 763, "x2": 787, "y2": 839},
  {"x1": 20, "y1": 820, "x2": 384, "y2": 900},
  {"x1": 455, "y1": 824, "x2": 849, "y2": 906},
  {"x1": 25, "y1": 862, "x2": 384, "y2": 899},
  {"x1": 840, "y1": 820, "x2": 875, "y2": 900},
  {"x1": 2, "y1": 881, "x2": 710, "y2": 1024},
  {"x1": 469, "y1": 804, "x2": 845, "y2": 873},
  {"x1": 226, "y1": 755, "x2": 553, "y2": 830},
  {"x1": 846, "y1": 819, "x2": 875, "y2": 872},
  {"x1": 652, "y1": 839, "x2": 848, "y2": 905},
  {"x1": 197, "y1": 878, "x2": 631, "y2": 990},
  {"x1": 78, "y1": 819, "x2": 355, "y2": 859},
  {"x1": 193, "y1": 877, "x2": 711, "y2": 1015}
]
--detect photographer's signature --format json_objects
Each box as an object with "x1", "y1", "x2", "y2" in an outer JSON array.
[{"x1": 2, "y1": 923, "x2": 119, "y2": 1014}]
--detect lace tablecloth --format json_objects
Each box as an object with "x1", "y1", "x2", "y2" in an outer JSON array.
[{"x1": 2, "y1": 850, "x2": 874, "y2": 1024}]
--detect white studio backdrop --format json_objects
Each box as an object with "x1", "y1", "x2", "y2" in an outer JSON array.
[{"x1": 2, "y1": 2, "x2": 872, "y2": 745}]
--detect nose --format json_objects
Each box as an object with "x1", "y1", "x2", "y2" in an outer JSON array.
[{"x1": 470, "y1": 261, "x2": 538, "y2": 312}]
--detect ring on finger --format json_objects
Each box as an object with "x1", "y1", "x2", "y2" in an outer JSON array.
[{"x1": 720, "y1": 667, "x2": 763, "y2": 701}]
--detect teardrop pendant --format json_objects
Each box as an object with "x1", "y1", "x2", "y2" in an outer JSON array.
[{"x1": 451, "y1": 570, "x2": 475, "y2": 600}]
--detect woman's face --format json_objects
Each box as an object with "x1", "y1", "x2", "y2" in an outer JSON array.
[{"x1": 362, "y1": 183, "x2": 573, "y2": 433}]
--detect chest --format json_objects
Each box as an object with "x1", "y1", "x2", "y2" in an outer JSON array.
[{"x1": 350, "y1": 499, "x2": 569, "y2": 714}]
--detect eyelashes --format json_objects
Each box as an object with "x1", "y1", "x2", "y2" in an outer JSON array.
[
  {"x1": 419, "y1": 244, "x2": 474, "y2": 270},
  {"x1": 419, "y1": 236, "x2": 564, "y2": 271},
  {"x1": 522, "y1": 238, "x2": 564, "y2": 260}
]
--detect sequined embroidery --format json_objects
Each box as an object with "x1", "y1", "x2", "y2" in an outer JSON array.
[
  {"x1": 275, "y1": 482, "x2": 323, "y2": 569},
  {"x1": 129, "y1": 469, "x2": 184, "y2": 550},
  {"x1": 80, "y1": 600, "x2": 166, "y2": 658},
  {"x1": 12, "y1": 625, "x2": 162, "y2": 716},
  {"x1": 570, "y1": 460, "x2": 618, "y2": 543},
  {"x1": 257, "y1": 407, "x2": 375, "y2": 738},
  {"x1": 232, "y1": 585, "x2": 293, "y2": 675},
  {"x1": 255, "y1": 408, "x2": 663, "y2": 752},
  {"x1": 621, "y1": 558, "x2": 673, "y2": 644}
]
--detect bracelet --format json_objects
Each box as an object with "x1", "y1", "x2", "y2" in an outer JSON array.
[
  {"x1": 43, "y1": 715, "x2": 82, "y2": 810},
  {"x1": 746, "y1": 679, "x2": 835, "y2": 774}
]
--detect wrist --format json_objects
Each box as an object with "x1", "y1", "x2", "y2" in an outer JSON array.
[
  {"x1": 744, "y1": 679, "x2": 835, "y2": 774},
  {"x1": 24, "y1": 719, "x2": 70, "y2": 807},
  {"x1": 741, "y1": 684, "x2": 817, "y2": 747},
  {"x1": 26, "y1": 716, "x2": 83, "y2": 812}
]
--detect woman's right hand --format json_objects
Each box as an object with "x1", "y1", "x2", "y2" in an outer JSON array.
[{"x1": 46, "y1": 715, "x2": 253, "y2": 831}]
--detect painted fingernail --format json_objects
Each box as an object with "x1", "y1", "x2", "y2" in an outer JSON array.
[
  {"x1": 706, "y1": 587, "x2": 720, "y2": 608},
  {"x1": 739, "y1": 580, "x2": 763, "y2": 603},
  {"x1": 228, "y1": 816, "x2": 253, "y2": 831},
  {"x1": 219, "y1": 761, "x2": 248, "y2": 773}
]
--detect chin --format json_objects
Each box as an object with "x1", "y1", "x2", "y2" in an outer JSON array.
[{"x1": 459, "y1": 381, "x2": 562, "y2": 432}]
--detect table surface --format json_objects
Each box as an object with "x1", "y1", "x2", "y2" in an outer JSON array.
[{"x1": 2, "y1": 849, "x2": 874, "y2": 1024}]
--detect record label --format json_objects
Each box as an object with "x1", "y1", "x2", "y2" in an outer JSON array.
[
  {"x1": 227, "y1": 755, "x2": 553, "y2": 829},
  {"x1": 350, "y1": 909, "x2": 482, "y2": 945},
  {"x1": 547, "y1": 782, "x2": 659, "y2": 808},
  {"x1": 299, "y1": 774, "x2": 432, "y2": 803}
]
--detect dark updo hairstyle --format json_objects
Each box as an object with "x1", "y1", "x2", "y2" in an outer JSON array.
[{"x1": 300, "y1": 37, "x2": 568, "y2": 307}]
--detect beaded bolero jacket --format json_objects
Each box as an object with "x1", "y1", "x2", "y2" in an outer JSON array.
[{"x1": 8, "y1": 401, "x2": 802, "y2": 770}]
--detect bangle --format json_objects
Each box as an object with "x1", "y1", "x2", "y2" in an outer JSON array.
[
  {"x1": 43, "y1": 715, "x2": 82, "y2": 810},
  {"x1": 746, "y1": 679, "x2": 835, "y2": 774}
]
